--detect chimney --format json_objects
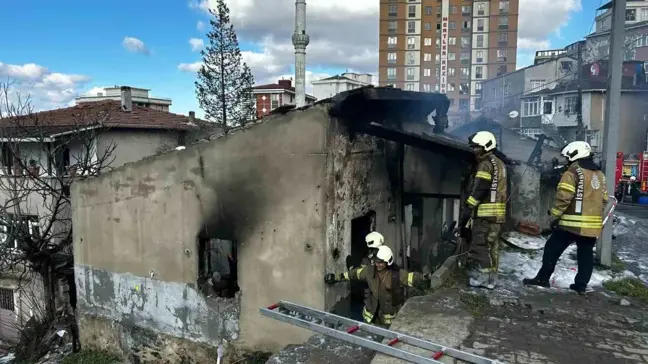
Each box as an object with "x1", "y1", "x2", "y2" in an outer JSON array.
[
  {"x1": 278, "y1": 79, "x2": 292, "y2": 89},
  {"x1": 188, "y1": 111, "x2": 195, "y2": 123},
  {"x1": 120, "y1": 86, "x2": 132, "y2": 112}
]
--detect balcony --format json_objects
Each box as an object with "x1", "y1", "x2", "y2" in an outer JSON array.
[
  {"x1": 498, "y1": 41, "x2": 508, "y2": 46},
  {"x1": 461, "y1": 28, "x2": 471, "y2": 33},
  {"x1": 499, "y1": 9, "x2": 509, "y2": 14},
  {"x1": 461, "y1": 59, "x2": 470, "y2": 64},
  {"x1": 498, "y1": 24, "x2": 509, "y2": 30},
  {"x1": 407, "y1": 44, "x2": 416, "y2": 50},
  {"x1": 406, "y1": 75, "x2": 416, "y2": 81},
  {"x1": 388, "y1": 59, "x2": 396, "y2": 64},
  {"x1": 477, "y1": 10, "x2": 485, "y2": 16},
  {"x1": 497, "y1": 57, "x2": 507, "y2": 62},
  {"x1": 388, "y1": 43, "x2": 396, "y2": 49}
]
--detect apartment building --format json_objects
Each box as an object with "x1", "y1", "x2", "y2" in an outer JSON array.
[{"x1": 378, "y1": 0, "x2": 519, "y2": 121}]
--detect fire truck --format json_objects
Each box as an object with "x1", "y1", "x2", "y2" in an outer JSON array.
[{"x1": 615, "y1": 152, "x2": 648, "y2": 192}]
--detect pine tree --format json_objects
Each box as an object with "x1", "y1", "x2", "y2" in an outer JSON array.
[{"x1": 196, "y1": 0, "x2": 255, "y2": 127}]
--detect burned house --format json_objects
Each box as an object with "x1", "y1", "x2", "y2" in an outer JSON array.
[{"x1": 71, "y1": 87, "x2": 473, "y2": 360}]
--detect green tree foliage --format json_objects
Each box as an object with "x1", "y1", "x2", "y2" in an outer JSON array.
[{"x1": 196, "y1": 0, "x2": 255, "y2": 127}]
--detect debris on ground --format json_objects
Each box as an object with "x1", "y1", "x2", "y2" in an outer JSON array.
[
  {"x1": 516, "y1": 221, "x2": 541, "y2": 236},
  {"x1": 500, "y1": 231, "x2": 546, "y2": 251},
  {"x1": 266, "y1": 334, "x2": 374, "y2": 364}
]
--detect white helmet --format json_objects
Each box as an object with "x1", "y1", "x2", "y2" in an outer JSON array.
[
  {"x1": 365, "y1": 231, "x2": 384, "y2": 249},
  {"x1": 375, "y1": 245, "x2": 394, "y2": 266},
  {"x1": 562, "y1": 141, "x2": 592, "y2": 162},
  {"x1": 468, "y1": 131, "x2": 497, "y2": 152},
  {"x1": 630, "y1": 176, "x2": 637, "y2": 181}
]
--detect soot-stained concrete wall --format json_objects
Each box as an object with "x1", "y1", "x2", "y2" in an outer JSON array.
[
  {"x1": 508, "y1": 165, "x2": 554, "y2": 228},
  {"x1": 72, "y1": 106, "x2": 333, "y2": 356}
]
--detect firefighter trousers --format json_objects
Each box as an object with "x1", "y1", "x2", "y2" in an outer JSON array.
[
  {"x1": 535, "y1": 228, "x2": 596, "y2": 289},
  {"x1": 469, "y1": 218, "x2": 502, "y2": 272}
]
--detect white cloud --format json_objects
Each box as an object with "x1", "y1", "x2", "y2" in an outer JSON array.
[
  {"x1": 189, "y1": 38, "x2": 205, "y2": 52},
  {"x1": 0, "y1": 61, "x2": 91, "y2": 111},
  {"x1": 122, "y1": 36, "x2": 149, "y2": 55},
  {"x1": 178, "y1": 62, "x2": 203, "y2": 72},
  {"x1": 518, "y1": 0, "x2": 581, "y2": 52},
  {"x1": 197, "y1": 20, "x2": 207, "y2": 32}
]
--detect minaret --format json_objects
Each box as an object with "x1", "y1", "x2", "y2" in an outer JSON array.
[{"x1": 292, "y1": 0, "x2": 309, "y2": 107}]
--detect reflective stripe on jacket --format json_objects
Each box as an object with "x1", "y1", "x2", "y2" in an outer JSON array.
[
  {"x1": 342, "y1": 265, "x2": 424, "y2": 324},
  {"x1": 550, "y1": 161, "x2": 608, "y2": 237},
  {"x1": 466, "y1": 153, "x2": 508, "y2": 223}
]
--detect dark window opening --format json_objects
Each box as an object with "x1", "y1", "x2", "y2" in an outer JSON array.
[
  {"x1": 0, "y1": 288, "x2": 14, "y2": 311},
  {"x1": 2, "y1": 214, "x2": 39, "y2": 251},
  {"x1": 347, "y1": 211, "x2": 376, "y2": 321},
  {"x1": 197, "y1": 236, "x2": 239, "y2": 299}
]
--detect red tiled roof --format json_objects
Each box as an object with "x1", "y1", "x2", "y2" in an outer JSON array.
[{"x1": 0, "y1": 101, "x2": 207, "y2": 137}]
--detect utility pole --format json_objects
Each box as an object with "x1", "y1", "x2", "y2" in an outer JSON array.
[
  {"x1": 599, "y1": 0, "x2": 626, "y2": 267},
  {"x1": 576, "y1": 41, "x2": 584, "y2": 140}
]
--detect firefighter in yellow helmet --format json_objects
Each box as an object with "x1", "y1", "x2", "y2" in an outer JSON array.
[
  {"x1": 325, "y1": 245, "x2": 430, "y2": 326},
  {"x1": 460, "y1": 131, "x2": 508, "y2": 289},
  {"x1": 524, "y1": 141, "x2": 608, "y2": 295}
]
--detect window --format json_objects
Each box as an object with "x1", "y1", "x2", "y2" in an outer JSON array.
[
  {"x1": 476, "y1": 50, "x2": 484, "y2": 62},
  {"x1": 407, "y1": 36, "x2": 416, "y2": 49},
  {"x1": 642, "y1": 8, "x2": 648, "y2": 21},
  {"x1": 459, "y1": 98, "x2": 470, "y2": 109},
  {"x1": 461, "y1": 37, "x2": 470, "y2": 47},
  {"x1": 626, "y1": 9, "x2": 637, "y2": 22},
  {"x1": 448, "y1": 52, "x2": 456, "y2": 60},
  {"x1": 477, "y1": 19, "x2": 485, "y2": 31},
  {"x1": 424, "y1": 22, "x2": 432, "y2": 31},
  {"x1": 564, "y1": 96, "x2": 578, "y2": 114},
  {"x1": 477, "y1": 3, "x2": 485, "y2": 15},
  {"x1": 462, "y1": 5, "x2": 471, "y2": 15},
  {"x1": 475, "y1": 81, "x2": 483, "y2": 93},
  {"x1": 388, "y1": 36, "x2": 397, "y2": 48},
  {"x1": 448, "y1": 67, "x2": 456, "y2": 76},
  {"x1": 388, "y1": 52, "x2": 397, "y2": 63},
  {"x1": 449, "y1": 37, "x2": 457, "y2": 45},
  {"x1": 408, "y1": 5, "x2": 416, "y2": 17},
  {"x1": 424, "y1": 53, "x2": 432, "y2": 61},
  {"x1": 406, "y1": 68, "x2": 416, "y2": 80},
  {"x1": 497, "y1": 49, "x2": 507, "y2": 61},
  {"x1": 198, "y1": 238, "x2": 240, "y2": 298},
  {"x1": 460, "y1": 67, "x2": 470, "y2": 76},
  {"x1": 448, "y1": 83, "x2": 456, "y2": 91},
  {"x1": 437, "y1": 7, "x2": 442, "y2": 14},
  {"x1": 522, "y1": 98, "x2": 540, "y2": 116},
  {"x1": 271, "y1": 94, "x2": 280, "y2": 109},
  {"x1": 436, "y1": 37, "x2": 441, "y2": 48},
  {"x1": 388, "y1": 5, "x2": 397, "y2": 16},
  {"x1": 499, "y1": 1, "x2": 509, "y2": 13},
  {"x1": 423, "y1": 83, "x2": 432, "y2": 92},
  {"x1": 1, "y1": 214, "x2": 40, "y2": 251},
  {"x1": 476, "y1": 34, "x2": 484, "y2": 47},
  {"x1": 0, "y1": 288, "x2": 14, "y2": 311},
  {"x1": 436, "y1": 54, "x2": 440, "y2": 62},
  {"x1": 460, "y1": 52, "x2": 470, "y2": 60},
  {"x1": 530, "y1": 79, "x2": 545, "y2": 90},
  {"x1": 437, "y1": 23, "x2": 441, "y2": 30},
  {"x1": 425, "y1": 6, "x2": 433, "y2": 15},
  {"x1": 436, "y1": 67, "x2": 440, "y2": 77},
  {"x1": 499, "y1": 33, "x2": 508, "y2": 44},
  {"x1": 424, "y1": 37, "x2": 432, "y2": 46},
  {"x1": 497, "y1": 65, "x2": 507, "y2": 76},
  {"x1": 406, "y1": 83, "x2": 415, "y2": 91},
  {"x1": 387, "y1": 68, "x2": 397, "y2": 80},
  {"x1": 451, "y1": 5, "x2": 458, "y2": 14},
  {"x1": 543, "y1": 98, "x2": 553, "y2": 114},
  {"x1": 462, "y1": 21, "x2": 471, "y2": 31},
  {"x1": 435, "y1": 84, "x2": 440, "y2": 91},
  {"x1": 503, "y1": 83, "x2": 509, "y2": 95},
  {"x1": 424, "y1": 68, "x2": 432, "y2": 76},
  {"x1": 449, "y1": 21, "x2": 457, "y2": 30},
  {"x1": 499, "y1": 17, "x2": 508, "y2": 29},
  {"x1": 407, "y1": 21, "x2": 416, "y2": 33},
  {"x1": 475, "y1": 66, "x2": 483, "y2": 79}
]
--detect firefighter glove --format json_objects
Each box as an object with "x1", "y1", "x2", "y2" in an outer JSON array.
[
  {"x1": 324, "y1": 273, "x2": 338, "y2": 285},
  {"x1": 459, "y1": 208, "x2": 472, "y2": 228}
]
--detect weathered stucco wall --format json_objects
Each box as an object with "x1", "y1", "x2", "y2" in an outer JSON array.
[
  {"x1": 97, "y1": 129, "x2": 183, "y2": 169},
  {"x1": 72, "y1": 106, "x2": 333, "y2": 357}
]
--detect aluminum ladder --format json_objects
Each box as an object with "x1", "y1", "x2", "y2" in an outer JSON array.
[{"x1": 261, "y1": 301, "x2": 501, "y2": 364}]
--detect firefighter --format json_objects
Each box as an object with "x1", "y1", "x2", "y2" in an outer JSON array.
[
  {"x1": 523, "y1": 141, "x2": 608, "y2": 295},
  {"x1": 324, "y1": 245, "x2": 430, "y2": 327},
  {"x1": 459, "y1": 131, "x2": 507, "y2": 289},
  {"x1": 360, "y1": 231, "x2": 384, "y2": 267}
]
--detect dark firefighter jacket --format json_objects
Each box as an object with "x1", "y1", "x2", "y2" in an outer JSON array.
[
  {"x1": 465, "y1": 152, "x2": 508, "y2": 224},
  {"x1": 550, "y1": 159, "x2": 608, "y2": 238},
  {"x1": 340, "y1": 265, "x2": 426, "y2": 325}
]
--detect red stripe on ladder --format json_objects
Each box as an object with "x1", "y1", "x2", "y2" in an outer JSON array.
[
  {"x1": 387, "y1": 338, "x2": 399, "y2": 346},
  {"x1": 347, "y1": 326, "x2": 360, "y2": 334}
]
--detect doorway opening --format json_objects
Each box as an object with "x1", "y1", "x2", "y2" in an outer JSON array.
[
  {"x1": 348, "y1": 211, "x2": 376, "y2": 321},
  {"x1": 197, "y1": 236, "x2": 240, "y2": 299}
]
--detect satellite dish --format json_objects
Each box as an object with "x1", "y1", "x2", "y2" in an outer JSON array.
[{"x1": 508, "y1": 110, "x2": 519, "y2": 119}]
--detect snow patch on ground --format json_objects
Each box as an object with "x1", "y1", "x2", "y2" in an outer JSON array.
[
  {"x1": 0, "y1": 353, "x2": 14, "y2": 363},
  {"x1": 501, "y1": 231, "x2": 546, "y2": 250},
  {"x1": 499, "y1": 238, "x2": 634, "y2": 291}
]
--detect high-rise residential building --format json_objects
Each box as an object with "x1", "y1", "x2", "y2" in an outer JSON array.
[{"x1": 378, "y1": 0, "x2": 519, "y2": 121}]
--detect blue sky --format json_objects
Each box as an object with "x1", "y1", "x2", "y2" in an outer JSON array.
[{"x1": 0, "y1": 0, "x2": 600, "y2": 118}]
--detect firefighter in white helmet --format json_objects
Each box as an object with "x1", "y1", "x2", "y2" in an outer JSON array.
[
  {"x1": 361, "y1": 231, "x2": 384, "y2": 267},
  {"x1": 325, "y1": 245, "x2": 430, "y2": 327},
  {"x1": 524, "y1": 141, "x2": 608, "y2": 295},
  {"x1": 460, "y1": 131, "x2": 508, "y2": 289}
]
